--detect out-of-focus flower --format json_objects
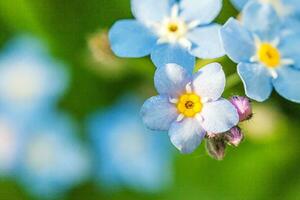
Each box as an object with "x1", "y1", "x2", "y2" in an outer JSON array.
[
  {"x1": 141, "y1": 63, "x2": 239, "y2": 154},
  {"x1": 230, "y1": 0, "x2": 300, "y2": 19},
  {"x1": 0, "y1": 37, "x2": 69, "y2": 115},
  {"x1": 220, "y1": 17, "x2": 300, "y2": 103},
  {"x1": 206, "y1": 134, "x2": 226, "y2": 160},
  {"x1": 17, "y1": 112, "x2": 90, "y2": 198},
  {"x1": 87, "y1": 97, "x2": 173, "y2": 192},
  {"x1": 109, "y1": 0, "x2": 225, "y2": 73},
  {"x1": 230, "y1": 96, "x2": 253, "y2": 122},
  {"x1": 0, "y1": 111, "x2": 24, "y2": 176},
  {"x1": 225, "y1": 126, "x2": 244, "y2": 147}
]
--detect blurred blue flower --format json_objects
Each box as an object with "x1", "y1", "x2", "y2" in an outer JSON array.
[
  {"x1": 230, "y1": 0, "x2": 300, "y2": 20},
  {"x1": 0, "y1": 37, "x2": 69, "y2": 116},
  {"x1": 87, "y1": 97, "x2": 173, "y2": 192},
  {"x1": 141, "y1": 63, "x2": 239, "y2": 154},
  {"x1": 0, "y1": 110, "x2": 25, "y2": 177},
  {"x1": 220, "y1": 17, "x2": 300, "y2": 102},
  {"x1": 17, "y1": 112, "x2": 90, "y2": 198},
  {"x1": 109, "y1": 0, "x2": 225, "y2": 73}
]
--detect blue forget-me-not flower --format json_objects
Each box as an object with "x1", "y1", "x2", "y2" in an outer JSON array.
[
  {"x1": 87, "y1": 97, "x2": 173, "y2": 192},
  {"x1": 109, "y1": 0, "x2": 225, "y2": 72},
  {"x1": 17, "y1": 112, "x2": 90, "y2": 198},
  {"x1": 220, "y1": 15, "x2": 300, "y2": 102},
  {"x1": 141, "y1": 63, "x2": 239, "y2": 154},
  {"x1": 0, "y1": 37, "x2": 69, "y2": 116}
]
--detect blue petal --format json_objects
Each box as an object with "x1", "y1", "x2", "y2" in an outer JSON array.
[
  {"x1": 279, "y1": 33, "x2": 300, "y2": 69},
  {"x1": 188, "y1": 24, "x2": 225, "y2": 59},
  {"x1": 272, "y1": 66, "x2": 300, "y2": 103},
  {"x1": 283, "y1": 18, "x2": 300, "y2": 34},
  {"x1": 131, "y1": 0, "x2": 175, "y2": 23},
  {"x1": 230, "y1": 0, "x2": 249, "y2": 10},
  {"x1": 282, "y1": 0, "x2": 300, "y2": 16},
  {"x1": 242, "y1": 1, "x2": 280, "y2": 40},
  {"x1": 109, "y1": 19, "x2": 157, "y2": 58},
  {"x1": 151, "y1": 44, "x2": 195, "y2": 73},
  {"x1": 154, "y1": 63, "x2": 191, "y2": 97},
  {"x1": 179, "y1": 0, "x2": 222, "y2": 25},
  {"x1": 192, "y1": 63, "x2": 225, "y2": 101},
  {"x1": 220, "y1": 18, "x2": 255, "y2": 63},
  {"x1": 168, "y1": 118, "x2": 205, "y2": 154},
  {"x1": 201, "y1": 98, "x2": 239, "y2": 133},
  {"x1": 141, "y1": 96, "x2": 178, "y2": 131},
  {"x1": 238, "y1": 62, "x2": 273, "y2": 102}
]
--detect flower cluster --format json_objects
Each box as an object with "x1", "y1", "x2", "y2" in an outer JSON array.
[
  {"x1": 109, "y1": 0, "x2": 300, "y2": 159},
  {"x1": 0, "y1": 37, "x2": 90, "y2": 197},
  {"x1": 0, "y1": 36, "x2": 174, "y2": 196}
]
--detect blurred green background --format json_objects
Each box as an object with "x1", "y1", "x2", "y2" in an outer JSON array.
[{"x1": 1, "y1": 0, "x2": 300, "y2": 199}]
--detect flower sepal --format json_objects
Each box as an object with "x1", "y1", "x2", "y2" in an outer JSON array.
[{"x1": 205, "y1": 134, "x2": 226, "y2": 161}]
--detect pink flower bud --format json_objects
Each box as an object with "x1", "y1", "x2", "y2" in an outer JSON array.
[
  {"x1": 225, "y1": 127, "x2": 244, "y2": 147},
  {"x1": 230, "y1": 96, "x2": 252, "y2": 122}
]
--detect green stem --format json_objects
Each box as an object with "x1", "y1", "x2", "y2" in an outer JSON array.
[{"x1": 225, "y1": 73, "x2": 241, "y2": 91}]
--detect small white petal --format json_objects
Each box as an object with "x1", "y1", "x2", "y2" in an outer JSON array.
[
  {"x1": 169, "y1": 97, "x2": 178, "y2": 104},
  {"x1": 195, "y1": 113, "x2": 204, "y2": 123},
  {"x1": 157, "y1": 37, "x2": 168, "y2": 45},
  {"x1": 187, "y1": 20, "x2": 201, "y2": 30},
  {"x1": 178, "y1": 38, "x2": 192, "y2": 49},
  {"x1": 171, "y1": 4, "x2": 179, "y2": 18},
  {"x1": 270, "y1": 69, "x2": 278, "y2": 79},
  {"x1": 201, "y1": 97, "x2": 211, "y2": 104},
  {"x1": 281, "y1": 58, "x2": 295, "y2": 66},
  {"x1": 176, "y1": 114, "x2": 185, "y2": 122},
  {"x1": 185, "y1": 82, "x2": 193, "y2": 93},
  {"x1": 253, "y1": 34, "x2": 262, "y2": 49},
  {"x1": 250, "y1": 55, "x2": 258, "y2": 62},
  {"x1": 271, "y1": 37, "x2": 280, "y2": 47}
]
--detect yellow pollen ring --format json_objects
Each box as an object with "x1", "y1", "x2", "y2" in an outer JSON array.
[
  {"x1": 258, "y1": 43, "x2": 281, "y2": 68},
  {"x1": 177, "y1": 93, "x2": 202, "y2": 117},
  {"x1": 168, "y1": 23, "x2": 179, "y2": 33}
]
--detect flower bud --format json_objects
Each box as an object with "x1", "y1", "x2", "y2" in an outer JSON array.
[
  {"x1": 225, "y1": 126, "x2": 244, "y2": 147},
  {"x1": 230, "y1": 96, "x2": 253, "y2": 122},
  {"x1": 205, "y1": 135, "x2": 226, "y2": 160},
  {"x1": 88, "y1": 30, "x2": 122, "y2": 67}
]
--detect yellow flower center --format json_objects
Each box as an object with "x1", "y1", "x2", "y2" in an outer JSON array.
[
  {"x1": 168, "y1": 23, "x2": 179, "y2": 33},
  {"x1": 177, "y1": 93, "x2": 202, "y2": 117},
  {"x1": 258, "y1": 43, "x2": 281, "y2": 68},
  {"x1": 160, "y1": 20, "x2": 187, "y2": 40}
]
